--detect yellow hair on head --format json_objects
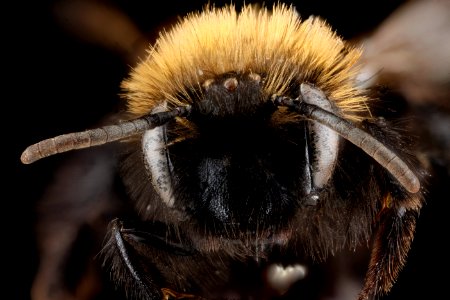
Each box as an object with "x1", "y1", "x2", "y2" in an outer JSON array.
[{"x1": 121, "y1": 3, "x2": 369, "y2": 121}]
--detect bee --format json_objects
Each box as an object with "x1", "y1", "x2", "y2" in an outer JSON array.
[{"x1": 22, "y1": 2, "x2": 428, "y2": 300}]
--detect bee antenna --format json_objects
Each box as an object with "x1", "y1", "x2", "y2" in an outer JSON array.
[
  {"x1": 20, "y1": 105, "x2": 192, "y2": 165},
  {"x1": 272, "y1": 85, "x2": 420, "y2": 194}
]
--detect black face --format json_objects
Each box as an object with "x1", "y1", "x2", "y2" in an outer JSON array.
[{"x1": 167, "y1": 73, "x2": 311, "y2": 233}]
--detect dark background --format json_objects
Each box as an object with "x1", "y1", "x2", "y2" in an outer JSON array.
[{"x1": 6, "y1": 0, "x2": 447, "y2": 299}]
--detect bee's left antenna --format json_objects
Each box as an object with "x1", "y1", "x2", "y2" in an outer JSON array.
[
  {"x1": 273, "y1": 83, "x2": 420, "y2": 194},
  {"x1": 21, "y1": 105, "x2": 191, "y2": 164}
]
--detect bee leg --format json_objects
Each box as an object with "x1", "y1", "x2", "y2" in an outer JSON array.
[
  {"x1": 102, "y1": 218, "x2": 198, "y2": 300},
  {"x1": 358, "y1": 193, "x2": 422, "y2": 300},
  {"x1": 102, "y1": 218, "x2": 163, "y2": 299}
]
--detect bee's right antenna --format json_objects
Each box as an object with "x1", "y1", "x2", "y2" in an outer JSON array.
[
  {"x1": 273, "y1": 83, "x2": 420, "y2": 194},
  {"x1": 21, "y1": 105, "x2": 192, "y2": 165}
]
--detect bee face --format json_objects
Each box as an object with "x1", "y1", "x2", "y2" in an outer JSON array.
[
  {"x1": 139, "y1": 73, "x2": 308, "y2": 233},
  {"x1": 22, "y1": 3, "x2": 427, "y2": 300}
]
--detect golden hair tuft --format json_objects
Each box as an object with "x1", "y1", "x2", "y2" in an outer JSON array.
[{"x1": 121, "y1": 3, "x2": 369, "y2": 121}]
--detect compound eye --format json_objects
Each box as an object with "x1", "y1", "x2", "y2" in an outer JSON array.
[
  {"x1": 142, "y1": 104, "x2": 175, "y2": 207},
  {"x1": 301, "y1": 84, "x2": 340, "y2": 193}
]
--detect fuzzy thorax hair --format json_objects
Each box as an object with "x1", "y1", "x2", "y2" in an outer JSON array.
[{"x1": 121, "y1": 3, "x2": 369, "y2": 121}]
